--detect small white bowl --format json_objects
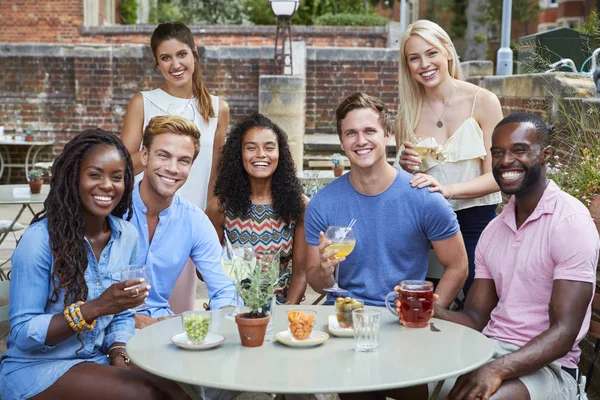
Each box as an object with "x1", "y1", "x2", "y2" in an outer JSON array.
[{"x1": 170, "y1": 332, "x2": 225, "y2": 350}]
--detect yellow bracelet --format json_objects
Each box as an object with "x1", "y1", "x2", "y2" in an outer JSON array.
[
  {"x1": 63, "y1": 306, "x2": 78, "y2": 332},
  {"x1": 67, "y1": 301, "x2": 97, "y2": 333}
]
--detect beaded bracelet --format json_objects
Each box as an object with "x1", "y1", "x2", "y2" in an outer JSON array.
[
  {"x1": 63, "y1": 301, "x2": 96, "y2": 334},
  {"x1": 106, "y1": 350, "x2": 130, "y2": 366}
]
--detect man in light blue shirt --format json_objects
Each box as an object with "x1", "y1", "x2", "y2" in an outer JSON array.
[{"x1": 129, "y1": 115, "x2": 236, "y2": 328}]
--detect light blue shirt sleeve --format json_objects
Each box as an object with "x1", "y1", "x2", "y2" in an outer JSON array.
[
  {"x1": 101, "y1": 223, "x2": 138, "y2": 351},
  {"x1": 9, "y1": 223, "x2": 58, "y2": 353},
  {"x1": 191, "y1": 213, "x2": 238, "y2": 310}
]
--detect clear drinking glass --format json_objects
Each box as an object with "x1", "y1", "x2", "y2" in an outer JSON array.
[
  {"x1": 303, "y1": 170, "x2": 320, "y2": 198},
  {"x1": 409, "y1": 135, "x2": 433, "y2": 172},
  {"x1": 352, "y1": 309, "x2": 381, "y2": 352},
  {"x1": 221, "y1": 244, "x2": 256, "y2": 320},
  {"x1": 323, "y1": 226, "x2": 356, "y2": 293},
  {"x1": 121, "y1": 264, "x2": 149, "y2": 311}
]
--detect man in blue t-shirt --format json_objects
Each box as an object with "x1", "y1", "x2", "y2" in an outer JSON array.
[{"x1": 305, "y1": 92, "x2": 468, "y2": 310}]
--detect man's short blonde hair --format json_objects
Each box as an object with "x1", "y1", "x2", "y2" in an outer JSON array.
[{"x1": 143, "y1": 115, "x2": 201, "y2": 159}]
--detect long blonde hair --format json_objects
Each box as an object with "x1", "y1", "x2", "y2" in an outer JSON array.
[{"x1": 396, "y1": 20, "x2": 462, "y2": 145}]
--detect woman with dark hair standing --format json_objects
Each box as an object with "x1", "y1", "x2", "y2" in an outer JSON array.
[
  {"x1": 206, "y1": 113, "x2": 308, "y2": 305},
  {"x1": 121, "y1": 21, "x2": 230, "y2": 313},
  {"x1": 0, "y1": 130, "x2": 188, "y2": 400}
]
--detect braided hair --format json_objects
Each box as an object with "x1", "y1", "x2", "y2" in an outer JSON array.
[
  {"x1": 214, "y1": 113, "x2": 304, "y2": 223},
  {"x1": 32, "y1": 129, "x2": 134, "y2": 306}
]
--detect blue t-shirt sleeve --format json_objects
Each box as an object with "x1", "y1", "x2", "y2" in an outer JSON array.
[
  {"x1": 421, "y1": 191, "x2": 460, "y2": 242},
  {"x1": 304, "y1": 197, "x2": 326, "y2": 246}
]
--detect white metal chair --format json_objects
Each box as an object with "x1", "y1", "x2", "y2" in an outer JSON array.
[
  {"x1": 0, "y1": 279, "x2": 10, "y2": 322},
  {"x1": 0, "y1": 220, "x2": 24, "y2": 281}
]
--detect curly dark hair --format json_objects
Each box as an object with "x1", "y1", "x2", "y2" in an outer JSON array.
[
  {"x1": 214, "y1": 113, "x2": 304, "y2": 223},
  {"x1": 32, "y1": 129, "x2": 134, "y2": 307}
]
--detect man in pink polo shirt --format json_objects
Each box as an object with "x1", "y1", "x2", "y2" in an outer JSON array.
[{"x1": 434, "y1": 112, "x2": 599, "y2": 400}]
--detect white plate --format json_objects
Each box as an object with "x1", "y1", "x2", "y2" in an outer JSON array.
[
  {"x1": 328, "y1": 315, "x2": 354, "y2": 337},
  {"x1": 170, "y1": 332, "x2": 225, "y2": 350},
  {"x1": 275, "y1": 330, "x2": 329, "y2": 347}
]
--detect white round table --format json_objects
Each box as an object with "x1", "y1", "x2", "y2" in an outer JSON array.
[{"x1": 127, "y1": 305, "x2": 494, "y2": 395}]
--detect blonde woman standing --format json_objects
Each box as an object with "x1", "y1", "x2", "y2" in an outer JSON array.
[{"x1": 396, "y1": 20, "x2": 503, "y2": 295}]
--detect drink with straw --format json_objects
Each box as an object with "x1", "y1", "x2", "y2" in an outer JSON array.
[{"x1": 323, "y1": 219, "x2": 356, "y2": 293}]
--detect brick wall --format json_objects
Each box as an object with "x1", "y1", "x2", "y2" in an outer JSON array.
[{"x1": 306, "y1": 48, "x2": 399, "y2": 135}]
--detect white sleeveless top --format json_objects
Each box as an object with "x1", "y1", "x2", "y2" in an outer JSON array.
[
  {"x1": 139, "y1": 88, "x2": 219, "y2": 210},
  {"x1": 396, "y1": 90, "x2": 502, "y2": 211}
]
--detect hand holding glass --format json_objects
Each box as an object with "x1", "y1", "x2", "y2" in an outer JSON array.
[
  {"x1": 121, "y1": 264, "x2": 149, "y2": 311},
  {"x1": 408, "y1": 135, "x2": 435, "y2": 172},
  {"x1": 385, "y1": 280, "x2": 434, "y2": 328},
  {"x1": 323, "y1": 226, "x2": 356, "y2": 293}
]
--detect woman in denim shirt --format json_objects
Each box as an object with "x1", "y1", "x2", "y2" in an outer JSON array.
[{"x1": 0, "y1": 130, "x2": 188, "y2": 399}]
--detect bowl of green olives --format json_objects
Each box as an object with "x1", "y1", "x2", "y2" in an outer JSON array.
[
  {"x1": 181, "y1": 311, "x2": 212, "y2": 343},
  {"x1": 335, "y1": 296, "x2": 364, "y2": 328}
]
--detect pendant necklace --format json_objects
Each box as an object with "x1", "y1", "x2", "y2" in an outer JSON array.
[{"x1": 426, "y1": 99, "x2": 449, "y2": 128}]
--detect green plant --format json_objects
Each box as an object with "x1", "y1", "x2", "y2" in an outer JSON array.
[
  {"x1": 233, "y1": 256, "x2": 280, "y2": 318},
  {"x1": 546, "y1": 95, "x2": 600, "y2": 207},
  {"x1": 28, "y1": 169, "x2": 43, "y2": 182},
  {"x1": 548, "y1": 103, "x2": 600, "y2": 206},
  {"x1": 331, "y1": 153, "x2": 344, "y2": 168},
  {"x1": 315, "y1": 12, "x2": 390, "y2": 27},
  {"x1": 149, "y1": 1, "x2": 184, "y2": 24},
  {"x1": 119, "y1": 0, "x2": 139, "y2": 25}
]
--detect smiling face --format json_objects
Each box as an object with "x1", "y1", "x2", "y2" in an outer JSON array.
[
  {"x1": 491, "y1": 122, "x2": 550, "y2": 196},
  {"x1": 79, "y1": 145, "x2": 126, "y2": 219},
  {"x1": 242, "y1": 127, "x2": 279, "y2": 180},
  {"x1": 339, "y1": 107, "x2": 390, "y2": 171},
  {"x1": 155, "y1": 38, "x2": 196, "y2": 88},
  {"x1": 141, "y1": 132, "x2": 195, "y2": 200},
  {"x1": 404, "y1": 35, "x2": 451, "y2": 88}
]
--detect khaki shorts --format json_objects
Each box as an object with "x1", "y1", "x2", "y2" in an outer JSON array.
[{"x1": 492, "y1": 339, "x2": 578, "y2": 400}]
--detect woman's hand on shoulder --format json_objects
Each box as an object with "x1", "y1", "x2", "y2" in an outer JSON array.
[
  {"x1": 410, "y1": 173, "x2": 453, "y2": 199},
  {"x1": 398, "y1": 141, "x2": 421, "y2": 172}
]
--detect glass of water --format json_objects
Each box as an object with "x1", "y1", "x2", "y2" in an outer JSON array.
[
  {"x1": 121, "y1": 264, "x2": 149, "y2": 311},
  {"x1": 352, "y1": 308, "x2": 381, "y2": 352}
]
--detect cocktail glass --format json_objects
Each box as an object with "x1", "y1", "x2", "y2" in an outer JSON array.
[{"x1": 323, "y1": 226, "x2": 355, "y2": 293}]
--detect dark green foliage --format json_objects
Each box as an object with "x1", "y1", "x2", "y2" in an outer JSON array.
[
  {"x1": 315, "y1": 13, "x2": 390, "y2": 27},
  {"x1": 119, "y1": 0, "x2": 139, "y2": 25}
]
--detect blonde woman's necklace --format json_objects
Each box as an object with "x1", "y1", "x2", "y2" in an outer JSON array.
[{"x1": 426, "y1": 99, "x2": 449, "y2": 128}]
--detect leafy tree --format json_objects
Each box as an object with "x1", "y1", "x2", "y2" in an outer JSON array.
[
  {"x1": 150, "y1": 0, "x2": 248, "y2": 25},
  {"x1": 119, "y1": 0, "x2": 139, "y2": 24}
]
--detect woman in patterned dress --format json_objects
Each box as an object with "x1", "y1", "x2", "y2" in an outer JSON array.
[{"x1": 206, "y1": 113, "x2": 308, "y2": 304}]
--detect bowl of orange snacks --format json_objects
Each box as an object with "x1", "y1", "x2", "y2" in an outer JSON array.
[{"x1": 287, "y1": 310, "x2": 317, "y2": 340}]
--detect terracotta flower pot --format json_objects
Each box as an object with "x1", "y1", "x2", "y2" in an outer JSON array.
[
  {"x1": 235, "y1": 313, "x2": 270, "y2": 347},
  {"x1": 29, "y1": 180, "x2": 43, "y2": 194},
  {"x1": 333, "y1": 166, "x2": 344, "y2": 177}
]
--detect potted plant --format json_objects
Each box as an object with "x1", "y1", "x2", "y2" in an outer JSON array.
[
  {"x1": 25, "y1": 126, "x2": 34, "y2": 142},
  {"x1": 332, "y1": 153, "x2": 345, "y2": 177},
  {"x1": 232, "y1": 253, "x2": 280, "y2": 347},
  {"x1": 28, "y1": 168, "x2": 44, "y2": 194}
]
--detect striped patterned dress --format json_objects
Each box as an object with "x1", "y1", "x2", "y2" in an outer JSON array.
[{"x1": 224, "y1": 204, "x2": 296, "y2": 304}]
